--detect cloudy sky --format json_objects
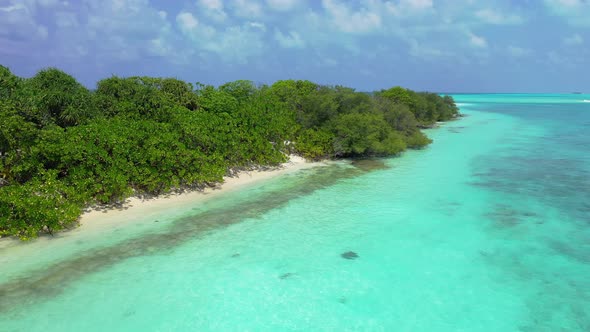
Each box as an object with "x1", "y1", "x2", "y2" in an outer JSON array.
[{"x1": 0, "y1": 0, "x2": 588, "y2": 92}]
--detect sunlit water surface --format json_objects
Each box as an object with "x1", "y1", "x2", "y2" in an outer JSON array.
[{"x1": 1, "y1": 94, "x2": 589, "y2": 331}]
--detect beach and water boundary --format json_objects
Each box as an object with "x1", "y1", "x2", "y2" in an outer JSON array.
[
  {"x1": 0, "y1": 155, "x2": 330, "y2": 274},
  {"x1": 1, "y1": 94, "x2": 590, "y2": 331}
]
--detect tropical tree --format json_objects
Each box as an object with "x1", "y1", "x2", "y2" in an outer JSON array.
[{"x1": 26, "y1": 68, "x2": 94, "y2": 127}]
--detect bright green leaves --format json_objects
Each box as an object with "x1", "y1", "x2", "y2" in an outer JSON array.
[
  {"x1": 298, "y1": 86, "x2": 340, "y2": 129},
  {"x1": 295, "y1": 128, "x2": 334, "y2": 160},
  {"x1": 404, "y1": 131, "x2": 433, "y2": 149},
  {"x1": 0, "y1": 65, "x2": 23, "y2": 101},
  {"x1": 94, "y1": 76, "x2": 171, "y2": 120},
  {"x1": 26, "y1": 68, "x2": 94, "y2": 127},
  {"x1": 219, "y1": 80, "x2": 257, "y2": 103},
  {"x1": 0, "y1": 170, "x2": 82, "y2": 240},
  {"x1": 0, "y1": 64, "x2": 459, "y2": 239},
  {"x1": 380, "y1": 86, "x2": 413, "y2": 106},
  {"x1": 197, "y1": 85, "x2": 239, "y2": 115},
  {"x1": 285, "y1": 84, "x2": 454, "y2": 158},
  {"x1": 331, "y1": 113, "x2": 406, "y2": 157},
  {"x1": 378, "y1": 87, "x2": 460, "y2": 126},
  {"x1": 146, "y1": 77, "x2": 199, "y2": 111}
]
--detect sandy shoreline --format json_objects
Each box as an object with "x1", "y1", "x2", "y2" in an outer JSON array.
[
  {"x1": 78, "y1": 155, "x2": 323, "y2": 233},
  {"x1": 0, "y1": 155, "x2": 326, "y2": 252}
]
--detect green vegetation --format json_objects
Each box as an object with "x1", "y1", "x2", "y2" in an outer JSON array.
[{"x1": 0, "y1": 65, "x2": 459, "y2": 239}]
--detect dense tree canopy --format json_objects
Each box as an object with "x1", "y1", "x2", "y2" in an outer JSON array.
[
  {"x1": 377, "y1": 86, "x2": 459, "y2": 126},
  {"x1": 0, "y1": 65, "x2": 459, "y2": 239}
]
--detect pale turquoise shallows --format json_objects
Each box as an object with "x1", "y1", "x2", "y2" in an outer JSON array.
[{"x1": 1, "y1": 94, "x2": 589, "y2": 331}]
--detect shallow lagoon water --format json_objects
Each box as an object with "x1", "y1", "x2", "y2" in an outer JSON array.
[{"x1": 1, "y1": 94, "x2": 589, "y2": 331}]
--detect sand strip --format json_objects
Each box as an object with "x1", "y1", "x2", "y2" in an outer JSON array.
[
  {"x1": 78, "y1": 155, "x2": 324, "y2": 234},
  {"x1": 0, "y1": 155, "x2": 326, "y2": 254}
]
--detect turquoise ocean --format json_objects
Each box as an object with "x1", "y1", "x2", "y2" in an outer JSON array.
[{"x1": 1, "y1": 94, "x2": 589, "y2": 331}]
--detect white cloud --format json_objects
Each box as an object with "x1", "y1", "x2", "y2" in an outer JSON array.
[
  {"x1": 468, "y1": 31, "x2": 487, "y2": 48},
  {"x1": 408, "y1": 38, "x2": 453, "y2": 59},
  {"x1": 177, "y1": 11, "x2": 199, "y2": 30},
  {"x1": 544, "y1": 0, "x2": 590, "y2": 26},
  {"x1": 321, "y1": 57, "x2": 338, "y2": 67},
  {"x1": 0, "y1": 0, "x2": 179, "y2": 61},
  {"x1": 149, "y1": 37, "x2": 171, "y2": 56},
  {"x1": 0, "y1": 0, "x2": 48, "y2": 42},
  {"x1": 80, "y1": 0, "x2": 176, "y2": 60},
  {"x1": 545, "y1": 46, "x2": 588, "y2": 69},
  {"x1": 198, "y1": 0, "x2": 227, "y2": 22},
  {"x1": 401, "y1": 0, "x2": 433, "y2": 11},
  {"x1": 176, "y1": 15, "x2": 266, "y2": 63},
  {"x1": 386, "y1": 0, "x2": 433, "y2": 15},
  {"x1": 2, "y1": 0, "x2": 567, "y2": 75},
  {"x1": 274, "y1": 29, "x2": 305, "y2": 48},
  {"x1": 563, "y1": 33, "x2": 583, "y2": 45},
  {"x1": 266, "y1": 0, "x2": 299, "y2": 11},
  {"x1": 322, "y1": 0, "x2": 382, "y2": 34},
  {"x1": 248, "y1": 21, "x2": 266, "y2": 31},
  {"x1": 549, "y1": 0, "x2": 585, "y2": 6},
  {"x1": 176, "y1": 11, "x2": 216, "y2": 39},
  {"x1": 232, "y1": 0, "x2": 263, "y2": 18},
  {"x1": 0, "y1": 3, "x2": 26, "y2": 12},
  {"x1": 204, "y1": 24, "x2": 267, "y2": 62},
  {"x1": 37, "y1": 0, "x2": 60, "y2": 7},
  {"x1": 200, "y1": 0, "x2": 223, "y2": 10},
  {"x1": 507, "y1": 45, "x2": 531, "y2": 57},
  {"x1": 475, "y1": 9, "x2": 523, "y2": 25}
]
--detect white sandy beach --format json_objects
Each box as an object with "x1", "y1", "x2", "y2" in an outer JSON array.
[
  {"x1": 0, "y1": 156, "x2": 327, "y2": 274},
  {"x1": 78, "y1": 155, "x2": 323, "y2": 235}
]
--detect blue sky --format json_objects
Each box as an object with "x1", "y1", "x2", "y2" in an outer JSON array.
[{"x1": 0, "y1": 0, "x2": 588, "y2": 92}]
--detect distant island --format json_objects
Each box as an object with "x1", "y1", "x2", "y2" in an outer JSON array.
[{"x1": 0, "y1": 65, "x2": 459, "y2": 239}]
